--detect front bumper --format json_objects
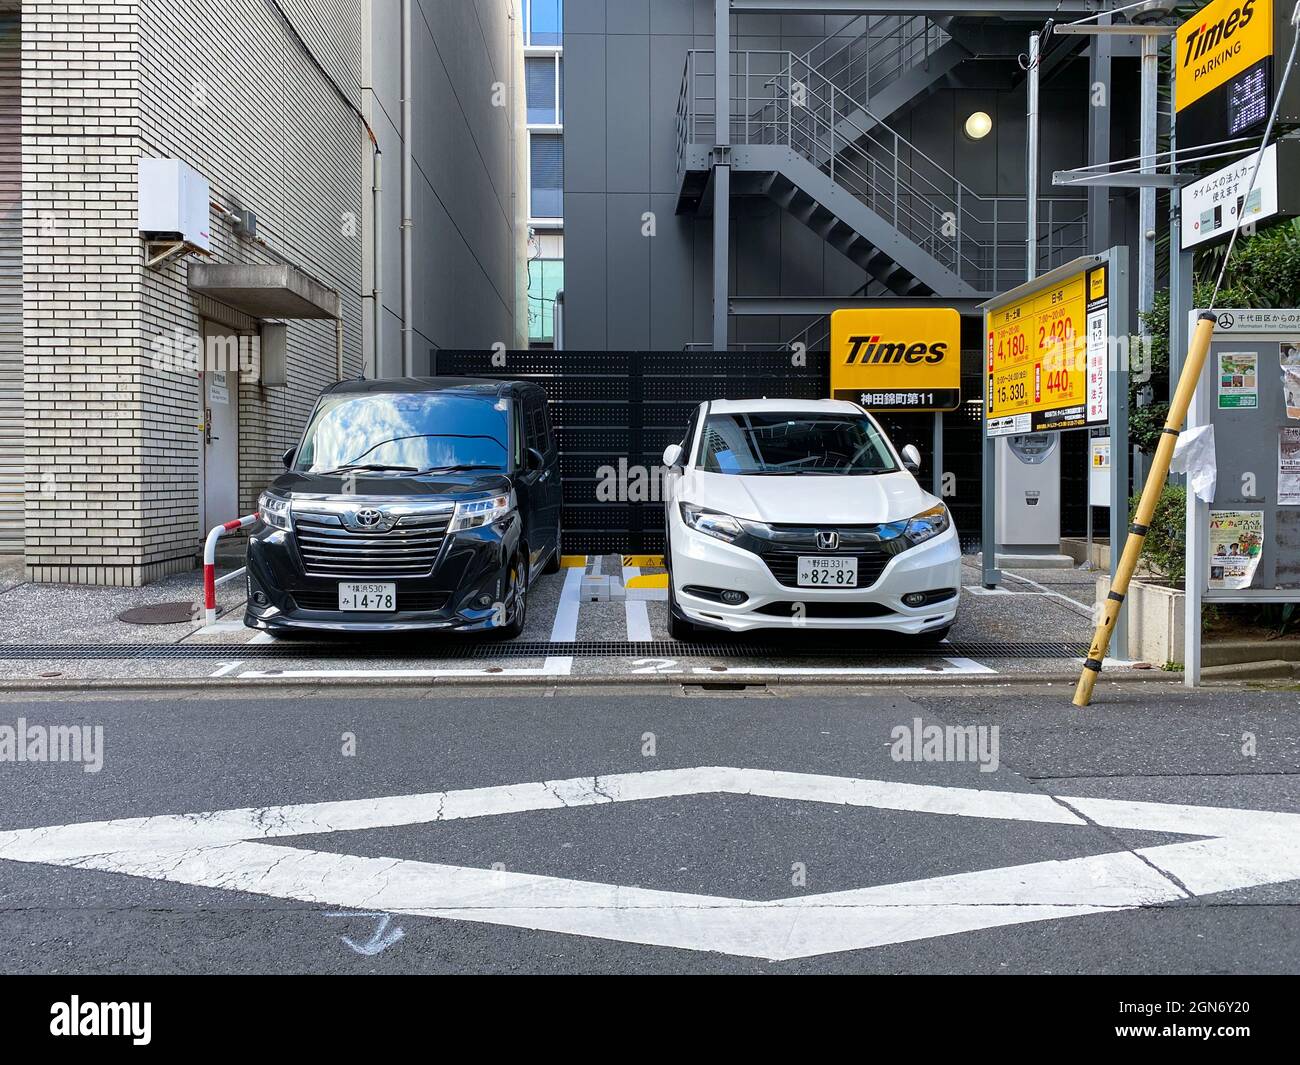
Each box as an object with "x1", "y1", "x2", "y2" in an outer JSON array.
[
  {"x1": 668, "y1": 518, "x2": 961, "y2": 634},
  {"x1": 243, "y1": 516, "x2": 521, "y2": 634}
]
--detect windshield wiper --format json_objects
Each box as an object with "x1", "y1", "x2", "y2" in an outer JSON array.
[
  {"x1": 415, "y1": 464, "x2": 502, "y2": 475},
  {"x1": 320, "y1": 463, "x2": 420, "y2": 475}
]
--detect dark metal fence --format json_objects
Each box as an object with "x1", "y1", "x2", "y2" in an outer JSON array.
[{"x1": 433, "y1": 350, "x2": 1088, "y2": 553}]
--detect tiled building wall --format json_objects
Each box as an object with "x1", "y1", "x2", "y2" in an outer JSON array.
[{"x1": 22, "y1": 0, "x2": 365, "y2": 585}]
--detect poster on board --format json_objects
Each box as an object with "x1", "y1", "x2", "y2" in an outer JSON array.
[
  {"x1": 1280, "y1": 428, "x2": 1300, "y2": 505},
  {"x1": 1217, "y1": 351, "x2": 1258, "y2": 409},
  {"x1": 1209, "y1": 510, "x2": 1264, "y2": 590},
  {"x1": 1283, "y1": 341, "x2": 1300, "y2": 419}
]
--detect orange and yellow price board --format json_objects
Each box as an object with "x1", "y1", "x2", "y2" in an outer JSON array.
[{"x1": 984, "y1": 265, "x2": 1110, "y2": 436}]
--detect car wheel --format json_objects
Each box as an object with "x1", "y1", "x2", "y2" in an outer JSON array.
[
  {"x1": 913, "y1": 624, "x2": 952, "y2": 647},
  {"x1": 496, "y1": 554, "x2": 529, "y2": 640}
]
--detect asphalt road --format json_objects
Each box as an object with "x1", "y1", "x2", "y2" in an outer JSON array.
[{"x1": 0, "y1": 682, "x2": 1298, "y2": 974}]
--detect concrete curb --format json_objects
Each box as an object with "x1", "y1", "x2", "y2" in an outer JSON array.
[
  {"x1": 0, "y1": 669, "x2": 1182, "y2": 694},
  {"x1": 1201, "y1": 659, "x2": 1298, "y2": 682}
]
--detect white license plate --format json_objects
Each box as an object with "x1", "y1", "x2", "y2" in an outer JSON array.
[
  {"x1": 338, "y1": 583, "x2": 397, "y2": 611},
  {"x1": 797, "y1": 556, "x2": 857, "y2": 587}
]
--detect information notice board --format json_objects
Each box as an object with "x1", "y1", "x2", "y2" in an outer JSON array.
[{"x1": 1188, "y1": 309, "x2": 1300, "y2": 601}]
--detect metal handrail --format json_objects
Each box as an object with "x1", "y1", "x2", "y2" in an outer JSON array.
[
  {"x1": 798, "y1": 15, "x2": 947, "y2": 107},
  {"x1": 678, "y1": 48, "x2": 1087, "y2": 291}
]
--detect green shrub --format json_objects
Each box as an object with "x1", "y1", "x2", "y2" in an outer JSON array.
[{"x1": 1130, "y1": 483, "x2": 1186, "y2": 585}]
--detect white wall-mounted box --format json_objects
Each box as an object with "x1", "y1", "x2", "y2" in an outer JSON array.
[{"x1": 138, "y1": 158, "x2": 211, "y2": 252}]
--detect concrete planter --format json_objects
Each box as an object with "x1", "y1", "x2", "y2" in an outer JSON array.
[
  {"x1": 1061, "y1": 537, "x2": 1110, "y2": 570},
  {"x1": 1097, "y1": 575, "x2": 1185, "y2": 666}
]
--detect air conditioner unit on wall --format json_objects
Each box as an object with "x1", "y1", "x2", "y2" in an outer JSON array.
[{"x1": 138, "y1": 158, "x2": 211, "y2": 252}]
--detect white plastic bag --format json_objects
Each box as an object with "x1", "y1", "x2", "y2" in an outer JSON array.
[{"x1": 1170, "y1": 423, "x2": 1217, "y2": 503}]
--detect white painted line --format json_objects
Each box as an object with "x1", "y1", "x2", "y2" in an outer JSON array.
[
  {"x1": 193, "y1": 618, "x2": 247, "y2": 636},
  {"x1": 214, "y1": 566, "x2": 247, "y2": 588},
  {"x1": 549, "y1": 565, "x2": 583, "y2": 643},
  {"x1": 5, "y1": 766, "x2": 1299, "y2": 961},
  {"x1": 208, "y1": 661, "x2": 244, "y2": 678},
  {"x1": 1000, "y1": 570, "x2": 1094, "y2": 616},
  {"x1": 249, "y1": 633, "x2": 276, "y2": 645},
  {"x1": 237, "y1": 662, "x2": 572, "y2": 680},
  {"x1": 622, "y1": 566, "x2": 652, "y2": 641},
  {"x1": 686, "y1": 657, "x2": 996, "y2": 677}
]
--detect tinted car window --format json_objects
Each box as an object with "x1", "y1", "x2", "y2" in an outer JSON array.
[
  {"x1": 295, "y1": 392, "x2": 510, "y2": 473},
  {"x1": 696, "y1": 412, "x2": 898, "y2": 475}
]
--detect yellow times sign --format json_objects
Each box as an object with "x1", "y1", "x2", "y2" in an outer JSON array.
[
  {"x1": 1175, "y1": 0, "x2": 1272, "y2": 113},
  {"x1": 829, "y1": 307, "x2": 961, "y2": 412},
  {"x1": 984, "y1": 264, "x2": 1110, "y2": 436}
]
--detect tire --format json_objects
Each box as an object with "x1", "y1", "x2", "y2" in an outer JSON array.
[
  {"x1": 913, "y1": 624, "x2": 952, "y2": 647},
  {"x1": 495, "y1": 554, "x2": 529, "y2": 640}
]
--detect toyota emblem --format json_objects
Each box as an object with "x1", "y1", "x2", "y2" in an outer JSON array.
[
  {"x1": 815, "y1": 531, "x2": 839, "y2": 550},
  {"x1": 354, "y1": 507, "x2": 383, "y2": 528}
]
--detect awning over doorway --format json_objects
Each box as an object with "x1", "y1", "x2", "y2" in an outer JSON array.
[{"x1": 188, "y1": 263, "x2": 341, "y2": 320}]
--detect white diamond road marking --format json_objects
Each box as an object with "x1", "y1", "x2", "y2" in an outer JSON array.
[{"x1": 2, "y1": 767, "x2": 1299, "y2": 961}]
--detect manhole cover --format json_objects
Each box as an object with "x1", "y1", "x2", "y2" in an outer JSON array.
[{"x1": 117, "y1": 602, "x2": 197, "y2": 626}]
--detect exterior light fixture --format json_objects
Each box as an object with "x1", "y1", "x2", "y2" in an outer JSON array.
[{"x1": 963, "y1": 111, "x2": 993, "y2": 141}]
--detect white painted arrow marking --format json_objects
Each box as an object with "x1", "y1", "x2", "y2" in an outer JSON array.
[{"x1": 2, "y1": 768, "x2": 1298, "y2": 961}]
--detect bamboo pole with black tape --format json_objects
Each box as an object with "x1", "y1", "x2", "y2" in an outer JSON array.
[{"x1": 1072, "y1": 311, "x2": 1217, "y2": 707}]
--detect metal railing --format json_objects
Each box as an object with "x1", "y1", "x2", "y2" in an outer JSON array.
[
  {"x1": 680, "y1": 49, "x2": 1087, "y2": 294},
  {"x1": 798, "y1": 15, "x2": 949, "y2": 109}
]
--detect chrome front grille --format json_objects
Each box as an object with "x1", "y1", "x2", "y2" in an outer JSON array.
[{"x1": 293, "y1": 512, "x2": 451, "y2": 578}]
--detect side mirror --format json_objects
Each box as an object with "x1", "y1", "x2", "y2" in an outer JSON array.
[
  {"x1": 900, "y1": 444, "x2": 922, "y2": 473},
  {"x1": 281, "y1": 447, "x2": 297, "y2": 470},
  {"x1": 662, "y1": 443, "x2": 683, "y2": 468},
  {"x1": 526, "y1": 446, "x2": 546, "y2": 473}
]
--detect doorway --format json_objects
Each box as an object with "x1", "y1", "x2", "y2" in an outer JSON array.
[{"x1": 200, "y1": 321, "x2": 241, "y2": 532}]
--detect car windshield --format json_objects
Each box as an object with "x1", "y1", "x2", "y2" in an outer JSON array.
[
  {"x1": 295, "y1": 392, "x2": 510, "y2": 475},
  {"x1": 696, "y1": 412, "x2": 898, "y2": 475}
]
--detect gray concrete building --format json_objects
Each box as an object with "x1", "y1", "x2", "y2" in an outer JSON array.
[
  {"x1": 562, "y1": 1, "x2": 1135, "y2": 352},
  {"x1": 6, "y1": 0, "x2": 528, "y2": 585}
]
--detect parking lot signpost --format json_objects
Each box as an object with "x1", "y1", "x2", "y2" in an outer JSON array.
[{"x1": 979, "y1": 248, "x2": 1131, "y2": 645}]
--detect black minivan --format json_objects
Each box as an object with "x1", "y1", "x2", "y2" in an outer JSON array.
[{"x1": 244, "y1": 378, "x2": 562, "y2": 638}]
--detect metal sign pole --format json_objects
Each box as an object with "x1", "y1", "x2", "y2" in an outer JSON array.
[
  {"x1": 933, "y1": 411, "x2": 944, "y2": 499},
  {"x1": 1085, "y1": 438, "x2": 1094, "y2": 567},
  {"x1": 1107, "y1": 246, "x2": 1130, "y2": 657},
  {"x1": 1184, "y1": 310, "x2": 1210, "y2": 688},
  {"x1": 981, "y1": 418, "x2": 999, "y2": 588}
]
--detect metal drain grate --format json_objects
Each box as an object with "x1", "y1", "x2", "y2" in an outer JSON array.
[{"x1": 0, "y1": 640, "x2": 1087, "y2": 661}]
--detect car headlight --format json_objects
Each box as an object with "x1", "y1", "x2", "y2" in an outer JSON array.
[
  {"x1": 258, "y1": 490, "x2": 292, "y2": 531},
  {"x1": 903, "y1": 503, "x2": 951, "y2": 547},
  {"x1": 679, "y1": 503, "x2": 744, "y2": 543},
  {"x1": 451, "y1": 492, "x2": 515, "y2": 532}
]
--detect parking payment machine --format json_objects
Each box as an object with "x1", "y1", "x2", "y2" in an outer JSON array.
[{"x1": 995, "y1": 433, "x2": 1061, "y2": 553}]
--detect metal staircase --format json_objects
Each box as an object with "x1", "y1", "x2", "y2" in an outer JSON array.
[
  {"x1": 799, "y1": 15, "x2": 971, "y2": 144},
  {"x1": 676, "y1": 25, "x2": 1087, "y2": 301}
]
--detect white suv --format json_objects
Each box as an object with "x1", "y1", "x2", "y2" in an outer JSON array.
[{"x1": 662, "y1": 398, "x2": 960, "y2": 642}]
